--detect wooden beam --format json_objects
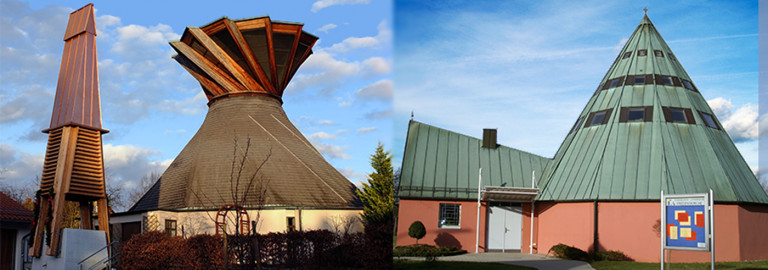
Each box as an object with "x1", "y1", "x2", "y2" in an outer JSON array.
[
  {"x1": 188, "y1": 27, "x2": 263, "y2": 92},
  {"x1": 279, "y1": 25, "x2": 303, "y2": 91},
  {"x1": 170, "y1": 41, "x2": 244, "y2": 92},
  {"x1": 47, "y1": 126, "x2": 79, "y2": 256},
  {"x1": 97, "y1": 197, "x2": 110, "y2": 244},
  {"x1": 225, "y1": 19, "x2": 276, "y2": 95},
  {"x1": 174, "y1": 54, "x2": 228, "y2": 98},
  {"x1": 30, "y1": 198, "x2": 50, "y2": 257}
]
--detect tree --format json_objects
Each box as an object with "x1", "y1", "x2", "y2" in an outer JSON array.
[
  {"x1": 356, "y1": 143, "x2": 394, "y2": 225},
  {"x1": 408, "y1": 221, "x2": 426, "y2": 244},
  {"x1": 128, "y1": 171, "x2": 161, "y2": 208}
]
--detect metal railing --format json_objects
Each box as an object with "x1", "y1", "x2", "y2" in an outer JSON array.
[{"x1": 78, "y1": 241, "x2": 117, "y2": 270}]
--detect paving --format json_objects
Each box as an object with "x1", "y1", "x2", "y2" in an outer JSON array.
[{"x1": 398, "y1": 252, "x2": 595, "y2": 270}]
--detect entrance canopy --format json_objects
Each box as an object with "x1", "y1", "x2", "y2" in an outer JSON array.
[{"x1": 482, "y1": 186, "x2": 539, "y2": 202}]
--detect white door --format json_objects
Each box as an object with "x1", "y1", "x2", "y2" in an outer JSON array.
[{"x1": 487, "y1": 205, "x2": 522, "y2": 251}]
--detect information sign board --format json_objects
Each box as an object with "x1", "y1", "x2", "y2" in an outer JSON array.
[{"x1": 662, "y1": 193, "x2": 710, "y2": 251}]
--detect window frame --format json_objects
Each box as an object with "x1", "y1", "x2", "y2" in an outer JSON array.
[
  {"x1": 286, "y1": 217, "x2": 296, "y2": 232},
  {"x1": 638, "y1": 49, "x2": 648, "y2": 56},
  {"x1": 165, "y1": 219, "x2": 177, "y2": 237},
  {"x1": 654, "y1": 50, "x2": 664, "y2": 57},
  {"x1": 438, "y1": 203, "x2": 461, "y2": 229},
  {"x1": 585, "y1": 109, "x2": 613, "y2": 127},
  {"x1": 698, "y1": 111, "x2": 720, "y2": 129},
  {"x1": 663, "y1": 107, "x2": 695, "y2": 124},
  {"x1": 619, "y1": 106, "x2": 653, "y2": 122},
  {"x1": 623, "y1": 52, "x2": 632, "y2": 59}
]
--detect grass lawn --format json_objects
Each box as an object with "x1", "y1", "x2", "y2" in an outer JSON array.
[
  {"x1": 394, "y1": 260, "x2": 536, "y2": 270},
  {"x1": 591, "y1": 260, "x2": 768, "y2": 270}
]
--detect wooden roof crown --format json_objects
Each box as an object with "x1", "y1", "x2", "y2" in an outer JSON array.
[{"x1": 171, "y1": 16, "x2": 318, "y2": 103}]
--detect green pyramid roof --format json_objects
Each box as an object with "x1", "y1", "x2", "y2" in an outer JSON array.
[
  {"x1": 537, "y1": 15, "x2": 768, "y2": 204},
  {"x1": 397, "y1": 121, "x2": 550, "y2": 200}
]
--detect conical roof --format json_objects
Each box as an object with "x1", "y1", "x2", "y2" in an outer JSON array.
[
  {"x1": 130, "y1": 17, "x2": 358, "y2": 212},
  {"x1": 537, "y1": 15, "x2": 768, "y2": 204}
]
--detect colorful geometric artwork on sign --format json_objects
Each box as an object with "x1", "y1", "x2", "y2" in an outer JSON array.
[{"x1": 665, "y1": 205, "x2": 706, "y2": 248}]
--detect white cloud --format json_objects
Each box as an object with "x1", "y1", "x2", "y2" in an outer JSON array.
[
  {"x1": 707, "y1": 98, "x2": 757, "y2": 142},
  {"x1": 112, "y1": 24, "x2": 180, "y2": 58},
  {"x1": 309, "y1": 129, "x2": 349, "y2": 140},
  {"x1": 363, "y1": 57, "x2": 390, "y2": 74},
  {"x1": 311, "y1": 0, "x2": 370, "y2": 13},
  {"x1": 327, "y1": 20, "x2": 390, "y2": 52},
  {"x1": 313, "y1": 143, "x2": 352, "y2": 160},
  {"x1": 103, "y1": 144, "x2": 170, "y2": 185},
  {"x1": 158, "y1": 92, "x2": 207, "y2": 115},
  {"x1": 357, "y1": 127, "x2": 377, "y2": 134},
  {"x1": 317, "y1": 23, "x2": 337, "y2": 33},
  {"x1": 319, "y1": 120, "x2": 334, "y2": 125},
  {"x1": 355, "y1": 79, "x2": 393, "y2": 102},
  {"x1": 339, "y1": 167, "x2": 368, "y2": 187},
  {"x1": 0, "y1": 143, "x2": 44, "y2": 186},
  {"x1": 365, "y1": 109, "x2": 392, "y2": 120}
]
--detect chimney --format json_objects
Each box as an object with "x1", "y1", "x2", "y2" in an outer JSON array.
[{"x1": 482, "y1": 128, "x2": 497, "y2": 149}]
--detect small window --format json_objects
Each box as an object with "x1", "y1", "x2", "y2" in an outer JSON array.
[
  {"x1": 654, "y1": 50, "x2": 664, "y2": 57},
  {"x1": 638, "y1": 50, "x2": 647, "y2": 56},
  {"x1": 620, "y1": 107, "x2": 652, "y2": 122},
  {"x1": 627, "y1": 108, "x2": 645, "y2": 122},
  {"x1": 683, "y1": 80, "x2": 693, "y2": 90},
  {"x1": 623, "y1": 52, "x2": 632, "y2": 59},
  {"x1": 699, "y1": 112, "x2": 719, "y2": 129},
  {"x1": 439, "y1": 204, "x2": 460, "y2": 229},
  {"x1": 586, "y1": 109, "x2": 612, "y2": 127},
  {"x1": 634, "y1": 76, "x2": 645, "y2": 84},
  {"x1": 570, "y1": 117, "x2": 584, "y2": 133},
  {"x1": 608, "y1": 79, "x2": 620, "y2": 88},
  {"x1": 668, "y1": 53, "x2": 676, "y2": 61},
  {"x1": 287, "y1": 217, "x2": 296, "y2": 232},
  {"x1": 165, "y1": 219, "x2": 177, "y2": 237},
  {"x1": 670, "y1": 109, "x2": 687, "y2": 123},
  {"x1": 662, "y1": 76, "x2": 673, "y2": 85}
]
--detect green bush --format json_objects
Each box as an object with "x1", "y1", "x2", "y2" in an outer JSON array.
[
  {"x1": 547, "y1": 243, "x2": 589, "y2": 261},
  {"x1": 393, "y1": 244, "x2": 467, "y2": 257},
  {"x1": 592, "y1": 250, "x2": 632, "y2": 261},
  {"x1": 408, "y1": 221, "x2": 426, "y2": 243}
]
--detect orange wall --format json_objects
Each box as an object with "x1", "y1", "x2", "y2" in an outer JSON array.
[
  {"x1": 738, "y1": 204, "x2": 768, "y2": 261},
  {"x1": 397, "y1": 199, "x2": 488, "y2": 252},
  {"x1": 532, "y1": 202, "x2": 768, "y2": 262}
]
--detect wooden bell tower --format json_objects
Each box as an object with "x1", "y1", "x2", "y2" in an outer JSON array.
[{"x1": 30, "y1": 3, "x2": 110, "y2": 257}]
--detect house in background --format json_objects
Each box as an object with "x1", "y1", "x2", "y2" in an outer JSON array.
[
  {"x1": 0, "y1": 192, "x2": 33, "y2": 270},
  {"x1": 110, "y1": 16, "x2": 362, "y2": 243},
  {"x1": 396, "y1": 14, "x2": 768, "y2": 262}
]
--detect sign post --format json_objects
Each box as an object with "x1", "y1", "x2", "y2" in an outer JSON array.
[{"x1": 661, "y1": 189, "x2": 714, "y2": 270}]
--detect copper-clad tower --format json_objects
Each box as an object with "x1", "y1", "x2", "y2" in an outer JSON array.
[
  {"x1": 31, "y1": 4, "x2": 110, "y2": 257},
  {"x1": 130, "y1": 17, "x2": 359, "y2": 214}
]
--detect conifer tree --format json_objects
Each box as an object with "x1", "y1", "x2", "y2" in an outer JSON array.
[{"x1": 356, "y1": 143, "x2": 394, "y2": 225}]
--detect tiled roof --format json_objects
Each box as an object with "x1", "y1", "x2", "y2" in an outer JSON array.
[{"x1": 0, "y1": 191, "x2": 34, "y2": 222}]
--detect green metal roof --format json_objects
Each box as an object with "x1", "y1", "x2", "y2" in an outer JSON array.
[
  {"x1": 397, "y1": 120, "x2": 551, "y2": 200},
  {"x1": 397, "y1": 15, "x2": 768, "y2": 205},
  {"x1": 537, "y1": 15, "x2": 768, "y2": 204}
]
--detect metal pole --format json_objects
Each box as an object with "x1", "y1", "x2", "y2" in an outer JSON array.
[
  {"x1": 660, "y1": 190, "x2": 665, "y2": 270},
  {"x1": 530, "y1": 171, "x2": 535, "y2": 254},
  {"x1": 710, "y1": 189, "x2": 714, "y2": 270},
  {"x1": 475, "y1": 168, "x2": 482, "y2": 253}
]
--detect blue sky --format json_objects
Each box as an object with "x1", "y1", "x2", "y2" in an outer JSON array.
[
  {"x1": 0, "y1": 0, "x2": 392, "y2": 208},
  {"x1": 394, "y1": 1, "x2": 760, "y2": 184}
]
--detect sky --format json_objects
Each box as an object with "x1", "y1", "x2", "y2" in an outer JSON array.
[
  {"x1": 393, "y1": 0, "x2": 762, "y2": 186},
  {"x1": 0, "y1": 0, "x2": 392, "y2": 209}
]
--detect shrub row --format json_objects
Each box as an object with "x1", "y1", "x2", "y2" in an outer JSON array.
[
  {"x1": 547, "y1": 243, "x2": 632, "y2": 262},
  {"x1": 121, "y1": 228, "x2": 392, "y2": 269},
  {"x1": 393, "y1": 244, "x2": 467, "y2": 257}
]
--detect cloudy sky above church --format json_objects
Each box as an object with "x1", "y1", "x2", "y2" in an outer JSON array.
[
  {"x1": 0, "y1": 0, "x2": 392, "y2": 194},
  {"x1": 394, "y1": 1, "x2": 759, "y2": 180}
]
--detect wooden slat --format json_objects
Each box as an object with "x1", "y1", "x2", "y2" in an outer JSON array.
[
  {"x1": 225, "y1": 18, "x2": 275, "y2": 94},
  {"x1": 174, "y1": 54, "x2": 228, "y2": 97},
  {"x1": 170, "y1": 41, "x2": 244, "y2": 92},
  {"x1": 279, "y1": 25, "x2": 303, "y2": 91},
  {"x1": 188, "y1": 27, "x2": 263, "y2": 92}
]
